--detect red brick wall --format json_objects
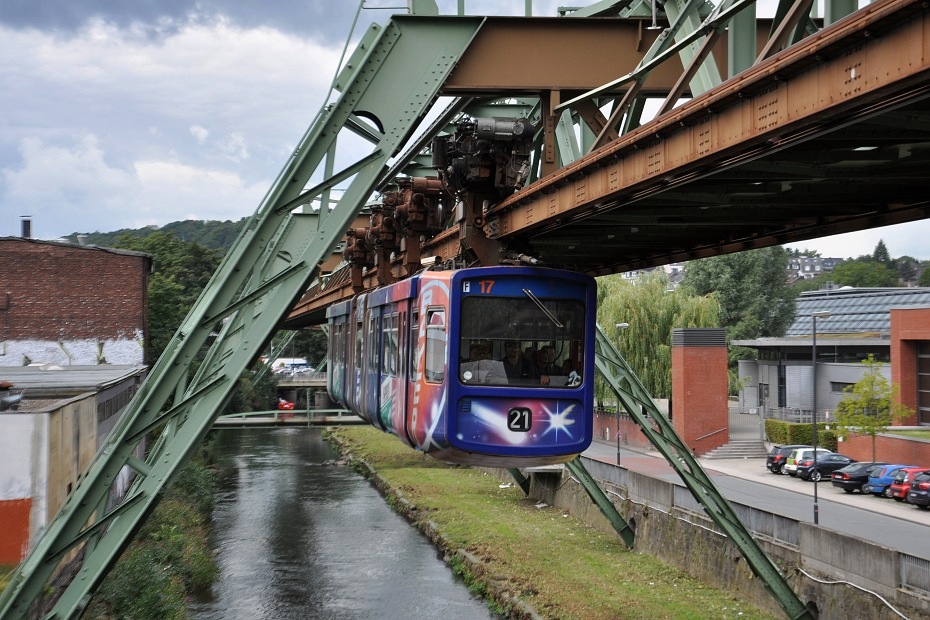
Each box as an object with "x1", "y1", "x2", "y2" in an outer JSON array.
[
  {"x1": 0, "y1": 238, "x2": 149, "y2": 342},
  {"x1": 672, "y1": 344, "x2": 729, "y2": 455},
  {"x1": 838, "y1": 433, "x2": 930, "y2": 465},
  {"x1": 890, "y1": 307, "x2": 930, "y2": 426},
  {"x1": 593, "y1": 411, "x2": 655, "y2": 451},
  {"x1": 0, "y1": 498, "x2": 32, "y2": 564}
]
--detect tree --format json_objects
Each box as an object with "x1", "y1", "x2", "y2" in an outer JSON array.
[
  {"x1": 680, "y1": 246, "x2": 796, "y2": 341},
  {"x1": 112, "y1": 231, "x2": 222, "y2": 362},
  {"x1": 872, "y1": 239, "x2": 891, "y2": 264},
  {"x1": 830, "y1": 260, "x2": 900, "y2": 287},
  {"x1": 596, "y1": 270, "x2": 720, "y2": 401},
  {"x1": 832, "y1": 354, "x2": 914, "y2": 462},
  {"x1": 920, "y1": 265, "x2": 930, "y2": 287}
]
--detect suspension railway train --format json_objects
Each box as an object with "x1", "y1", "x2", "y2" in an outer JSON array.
[{"x1": 326, "y1": 266, "x2": 597, "y2": 466}]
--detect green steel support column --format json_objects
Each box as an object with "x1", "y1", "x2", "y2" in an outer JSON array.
[
  {"x1": 555, "y1": 108, "x2": 582, "y2": 165},
  {"x1": 662, "y1": 0, "x2": 723, "y2": 96},
  {"x1": 0, "y1": 15, "x2": 485, "y2": 620},
  {"x1": 507, "y1": 468, "x2": 532, "y2": 495},
  {"x1": 564, "y1": 459, "x2": 636, "y2": 548},
  {"x1": 593, "y1": 325, "x2": 814, "y2": 620},
  {"x1": 824, "y1": 0, "x2": 857, "y2": 25},
  {"x1": 727, "y1": 1, "x2": 756, "y2": 78}
]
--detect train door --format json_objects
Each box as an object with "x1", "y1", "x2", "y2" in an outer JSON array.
[
  {"x1": 349, "y1": 294, "x2": 367, "y2": 419},
  {"x1": 325, "y1": 299, "x2": 352, "y2": 409},
  {"x1": 362, "y1": 305, "x2": 383, "y2": 429}
]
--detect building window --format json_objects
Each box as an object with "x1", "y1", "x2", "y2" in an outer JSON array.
[
  {"x1": 830, "y1": 382, "x2": 854, "y2": 394},
  {"x1": 918, "y1": 341, "x2": 930, "y2": 425}
]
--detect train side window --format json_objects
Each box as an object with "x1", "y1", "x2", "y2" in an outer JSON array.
[
  {"x1": 424, "y1": 308, "x2": 446, "y2": 384},
  {"x1": 382, "y1": 312, "x2": 398, "y2": 377},
  {"x1": 409, "y1": 310, "x2": 419, "y2": 376},
  {"x1": 355, "y1": 318, "x2": 363, "y2": 367},
  {"x1": 367, "y1": 311, "x2": 378, "y2": 373}
]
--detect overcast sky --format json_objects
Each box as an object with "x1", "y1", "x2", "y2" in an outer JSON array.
[{"x1": 2, "y1": 0, "x2": 927, "y2": 260}]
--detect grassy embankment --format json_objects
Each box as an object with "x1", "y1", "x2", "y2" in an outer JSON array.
[{"x1": 327, "y1": 425, "x2": 778, "y2": 620}]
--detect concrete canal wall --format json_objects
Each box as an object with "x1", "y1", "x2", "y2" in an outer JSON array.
[{"x1": 513, "y1": 456, "x2": 930, "y2": 620}]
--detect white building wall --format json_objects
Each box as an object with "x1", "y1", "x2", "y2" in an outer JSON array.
[{"x1": 1, "y1": 333, "x2": 144, "y2": 366}]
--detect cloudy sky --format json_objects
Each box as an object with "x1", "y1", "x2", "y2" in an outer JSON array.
[{"x1": 2, "y1": 0, "x2": 927, "y2": 260}]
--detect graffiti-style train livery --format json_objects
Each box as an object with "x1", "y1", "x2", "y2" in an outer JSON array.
[{"x1": 326, "y1": 266, "x2": 596, "y2": 467}]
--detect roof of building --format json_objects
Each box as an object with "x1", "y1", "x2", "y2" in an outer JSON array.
[
  {"x1": 0, "y1": 364, "x2": 146, "y2": 396},
  {"x1": 788, "y1": 287, "x2": 930, "y2": 337},
  {"x1": 0, "y1": 236, "x2": 151, "y2": 261}
]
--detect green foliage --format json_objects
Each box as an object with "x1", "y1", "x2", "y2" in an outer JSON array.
[
  {"x1": 224, "y1": 363, "x2": 279, "y2": 414},
  {"x1": 112, "y1": 231, "x2": 222, "y2": 362},
  {"x1": 919, "y1": 265, "x2": 930, "y2": 287},
  {"x1": 830, "y1": 260, "x2": 900, "y2": 287},
  {"x1": 872, "y1": 240, "x2": 891, "y2": 264},
  {"x1": 893, "y1": 255, "x2": 918, "y2": 283},
  {"x1": 596, "y1": 271, "x2": 719, "y2": 399},
  {"x1": 89, "y1": 457, "x2": 218, "y2": 619},
  {"x1": 833, "y1": 354, "x2": 914, "y2": 461},
  {"x1": 680, "y1": 246, "x2": 796, "y2": 341},
  {"x1": 789, "y1": 274, "x2": 832, "y2": 294},
  {"x1": 63, "y1": 218, "x2": 247, "y2": 251},
  {"x1": 764, "y1": 419, "x2": 838, "y2": 451}
]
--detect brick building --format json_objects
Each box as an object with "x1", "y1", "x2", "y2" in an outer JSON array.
[{"x1": 0, "y1": 237, "x2": 151, "y2": 366}]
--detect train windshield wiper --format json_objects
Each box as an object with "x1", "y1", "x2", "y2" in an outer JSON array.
[{"x1": 522, "y1": 288, "x2": 563, "y2": 328}]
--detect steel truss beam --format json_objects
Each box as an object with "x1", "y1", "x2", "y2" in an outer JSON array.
[
  {"x1": 0, "y1": 15, "x2": 485, "y2": 620},
  {"x1": 593, "y1": 325, "x2": 813, "y2": 620}
]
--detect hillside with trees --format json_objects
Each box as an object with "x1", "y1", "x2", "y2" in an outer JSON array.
[{"x1": 61, "y1": 217, "x2": 248, "y2": 252}]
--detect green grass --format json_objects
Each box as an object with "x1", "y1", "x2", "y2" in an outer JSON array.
[
  {"x1": 886, "y1": 429, "x2": 930, "y2": 440},
  {"x1": 327, "y1": 426, "x2": 778, "y2": 620}
]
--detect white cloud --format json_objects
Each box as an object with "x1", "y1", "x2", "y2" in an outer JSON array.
[
  {"x1": 190, "y1": 125, "x2": 209, "y2": 144},
  {"x1": 0, "y1": 17, "x2": 342, "y2": 238}
]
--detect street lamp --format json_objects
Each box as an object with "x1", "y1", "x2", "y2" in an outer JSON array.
[
  {"x1": 615, "y1": 323, "x2": 630, "y2": 464},
  {"x1": 811, "y1": 310, "x2": 831, "y2": 525}
]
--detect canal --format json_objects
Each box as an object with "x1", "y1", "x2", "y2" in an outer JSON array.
[{"x1": 188, "y1": 427, "x2": 498, "y2": 619}]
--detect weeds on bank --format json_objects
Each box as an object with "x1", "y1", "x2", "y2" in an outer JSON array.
[
  {"x1": 83, "y1": 455, "x2": 219, "y2": 619},
  {"x1": 328, "y1": 426, "x2": 777, "y2": 620}
]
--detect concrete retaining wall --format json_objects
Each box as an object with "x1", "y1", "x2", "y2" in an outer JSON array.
[{"x1": 504, "y1": 457, "x2": 930, "y2": 620}]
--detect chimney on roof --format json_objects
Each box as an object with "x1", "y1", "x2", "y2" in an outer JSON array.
[
  {"x1": 20, "y1": 216, "x2": 31, "y2": 239},
  {"x1": 77, "y1": 234, "x2": 88, "y2": 246}
]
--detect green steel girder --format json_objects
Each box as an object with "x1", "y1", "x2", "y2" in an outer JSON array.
[
  {"x1": 564, "y1": 459, "x2": 637, "y2": 548},
  {"x1": 663, "y1": 0, "x2": 724, "y2": 95},
  {"x1": 0, "y1": 14, "x2": 486, "y2": 620},
  {"x1": 592, "y1": 325, "x2": 814, "y2": 620}
]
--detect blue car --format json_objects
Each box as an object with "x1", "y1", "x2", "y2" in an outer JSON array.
[{"x1": 864, "y1": 464, "x2": 918, "y2": 497}]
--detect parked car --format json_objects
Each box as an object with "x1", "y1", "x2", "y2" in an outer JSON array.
[
  {"x1": 831, "y1": 462, "x2": 889, "y2": 493},
  {"x1": 784, "y1": 447, "x2": 833, "y2": 477},
  {"x1": 796, "y1": 453, "x2": 856, "y2": 482},
  {"x1": 864, "y1": 464, "x2": 918, "y2": 497},
  {"x1": 766, "y1": 444, "x2": 809, "y2": 475},
  {"x1": 888, "y1": 467, "x2": 930, "y2": 501},
  {"x1": 906, "y1": 471, "x2": 930, "y2": 508}
]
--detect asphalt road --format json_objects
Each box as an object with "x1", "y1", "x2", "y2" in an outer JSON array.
[{"x1": 582, "y1": 439, "x2": 930, "y2": 560}]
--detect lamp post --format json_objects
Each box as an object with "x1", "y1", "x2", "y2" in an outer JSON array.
[
  {"x1": 811, "y1": 310, "x2": 831, "y2": 525},
  {"x1": 615, "y1": 322, "x2": 630, "y2": 464}
]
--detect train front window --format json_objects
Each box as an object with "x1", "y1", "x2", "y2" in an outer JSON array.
[{"x1": 458, "y1": 296, "x2": 585, "y2": 387}]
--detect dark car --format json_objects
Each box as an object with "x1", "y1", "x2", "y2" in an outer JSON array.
[
  {"x1": 831, "y1": 462, "x2": 889, "y2": 493},
  {"x1": 889, "y1": 467, "x2": 930, "y2": 501},
  {"x1": 766, "y1": 444, "x2": 809, "y2": 475},
  {"x1": 906, "y1": 471, "x2": 930, "y2": 508},
  {"x1": 796, "y1": 453, "x2": 856, "y2": 482},
  {"x1": 865, "y1": 464, "x2": 919, "y2": 497}
]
